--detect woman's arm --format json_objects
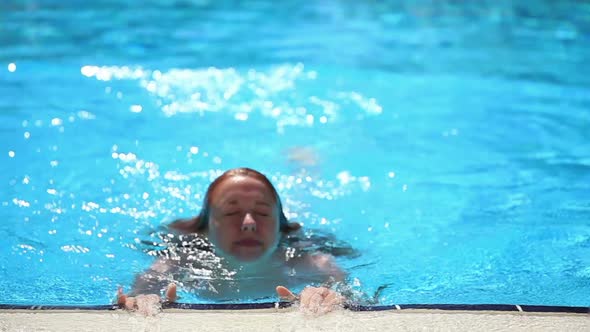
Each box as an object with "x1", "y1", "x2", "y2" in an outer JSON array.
[
  {"x1": 304, "y1": 253, "x2": 346, "y2": 283},
  {"x1": 117, "y1": 258, "x2": 178, "y2": 314},
  {"x1": 129, "y1": 258, "x2": 177, "y2": 296}
]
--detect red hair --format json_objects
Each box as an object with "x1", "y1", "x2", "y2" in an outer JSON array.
[{"x1": 169, "y1": 168, "x2": 300, "y2": 233}]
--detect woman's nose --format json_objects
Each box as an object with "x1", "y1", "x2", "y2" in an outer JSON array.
[{"x1": 240, "y1": 213, "x2": 257, "y2": 232}]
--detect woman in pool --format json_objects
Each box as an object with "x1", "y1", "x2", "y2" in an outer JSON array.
[{"x1": 118, "y1": 167, "x2": 347, "y2": 315}]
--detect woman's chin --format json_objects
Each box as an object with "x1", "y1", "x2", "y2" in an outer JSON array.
[{"x1": 231, "y1": 247, "x2": 269, "y2": 263}]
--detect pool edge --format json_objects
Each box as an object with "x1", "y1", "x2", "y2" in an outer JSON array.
[{"x1": 1, "y1": 307, "x2": 589, "y2": 332}]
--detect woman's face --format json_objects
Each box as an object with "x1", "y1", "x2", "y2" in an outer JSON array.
[{"x1": 206, "y1": 175, "x2": 280, "y2": 262}]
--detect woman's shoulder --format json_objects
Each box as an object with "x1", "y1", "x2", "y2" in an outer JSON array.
[
  {"x1": 168, "y1": 217, "x2": 200, "y2": 234},
  {"x1": 280, "y1": 228, "x2": 360, "y2": 258}
]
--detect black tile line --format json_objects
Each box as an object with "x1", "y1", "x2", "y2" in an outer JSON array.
[
  {"x1": 162, "y1": 302, "x2": 292, "y2": 310},
  {"x1": 344, "y1": 304, "x2": 517, "y2": 312},
  {"x1": 520, "y1": 305, "x2": 589, "y2": 314},
  {"x1": 0, "y1": 303, "x2": 587, "y2": 314},
  {"x1": 345, "y1": 304, "x2": 589, "y2": 313},
  {"x1": 0, "y1": 304, "x2": 118, "y2": 310}
]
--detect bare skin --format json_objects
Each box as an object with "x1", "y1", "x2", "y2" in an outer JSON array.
[
  {"x1": 117, "y1": 252, "x2": 345, "y2": 314},
  {"x1": 117, "y1": 283, "x2": 342, "y2": 316},
  {"x1": 277, "y1": 286, "x2": 344, "y2": 315},
  {"x1": 117, "y1": 283, "x2": 177, "y2": 316},
  {"x1": 117, "y1": 174, "x2": 346, "y2": 315}
]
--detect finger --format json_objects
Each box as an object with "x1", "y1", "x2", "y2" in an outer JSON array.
[
  {"x1": 275, "y1": 286, "x2": 298, "y2": 301},
  {"x1": 125, "y1": 297, "x2": 137, "y2": 310},
  {"x1": 308, "y1": 290, "x2": 326, "y2": 314},
  {"x1": 323, "y1": 291, "x2": 342, "y2": 305},
  {"x1": 318, "y1": 291, "x2": 341, "y2": 314},
  {"x1": 299, "y1": 287, "x2": 316, "y2": 308},
  {"x1": 165, "y1": 283, "x2": 177, "y2": 302},
  {"x1": 318, "y1": 303, "x2": 335, "y2": 315},
  {"x1": 318, "y1": 287, "x2": 330, "y2": 297},
  {"x1": 117, "y1": 287, "x2": 127, "y2": 307}
]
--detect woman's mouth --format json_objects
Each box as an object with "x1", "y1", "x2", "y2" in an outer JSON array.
[{"x1": 234, "y1": 238, "x2": 263, "y2": 247}]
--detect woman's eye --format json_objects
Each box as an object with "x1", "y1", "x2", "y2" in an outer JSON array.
[
  {"x1": 254, "y1": 211, "x2": 269, "y2": 217},
  {"x1": 224, "y1": 211, "x2": 240, "y2": 216}
]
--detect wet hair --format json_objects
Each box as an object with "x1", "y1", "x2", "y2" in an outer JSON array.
[{"x1": 169, "y1": 167, "x2": 300, "y2": 234}]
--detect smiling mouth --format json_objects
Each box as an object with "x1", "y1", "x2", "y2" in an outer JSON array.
[{"x1": 234, "y1": 239, "x2": 263, "y2": 247}]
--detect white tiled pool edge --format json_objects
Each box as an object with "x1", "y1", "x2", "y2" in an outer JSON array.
[{"x1": 1, "y1": 309, "x2": 589, "y2": 331}]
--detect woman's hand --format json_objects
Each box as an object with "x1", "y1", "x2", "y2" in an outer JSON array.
[
  {"x1": 117, "y1": 283, "x2": 177, "y2": 316},
  {"x1": 276, "y1": 285, "x2": 344, "y2": 315}
]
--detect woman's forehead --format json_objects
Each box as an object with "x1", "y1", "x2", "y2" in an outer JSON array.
[{"x1": 210, "y1": 175, "x2": 276, "y2": 204}]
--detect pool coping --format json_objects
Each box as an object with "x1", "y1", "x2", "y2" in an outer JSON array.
[{"x1": 1, "y1": 304, "x2": 589, "y2": 332}]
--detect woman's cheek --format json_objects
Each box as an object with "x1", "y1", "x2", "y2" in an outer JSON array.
[{"x1": 210, "y1": 220, "x2": 232, "y2": 247}]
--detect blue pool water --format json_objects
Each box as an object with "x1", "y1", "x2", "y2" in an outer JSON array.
[{"x1": 1, "y1": 0, "x2": 589, "y2": 307}]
